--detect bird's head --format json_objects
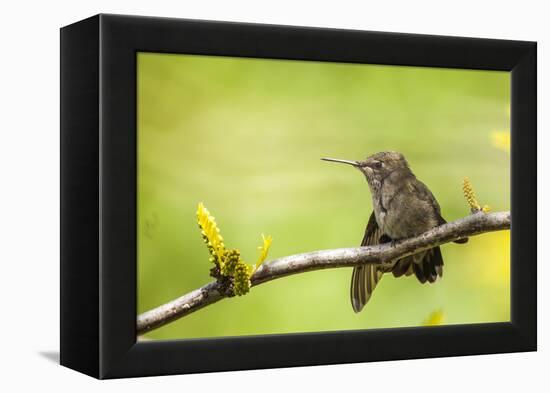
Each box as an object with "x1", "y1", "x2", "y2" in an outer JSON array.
[{"x1": 322, "y1": 151, "x2": 410, "y2": 184}]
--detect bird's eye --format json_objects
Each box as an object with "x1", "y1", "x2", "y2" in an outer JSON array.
[{"x1": 373, "y1": 161, "x2": 383, "y2": 169}]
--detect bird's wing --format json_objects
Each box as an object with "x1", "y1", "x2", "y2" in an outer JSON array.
[
  {"x1": 350, "y1": 212, "x2": 386, "y2": 313},
  {"x1": 408, "y1": 178, "x2": 443, "y2": 219},
  {"x1": 409, "y1": 178, "x2": 468, "y2": 243},
  {"x1": 360, "y1": 211, "x2": 383, "y2": 247}
]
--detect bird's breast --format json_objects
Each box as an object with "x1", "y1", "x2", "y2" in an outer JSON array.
[{"x1": 372, "y1": 186, "x2": 438, "y2": 240}]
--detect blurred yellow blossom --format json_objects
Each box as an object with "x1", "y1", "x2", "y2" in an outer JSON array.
[
  {"x1": 491, "y1": 131, "x2": 510, "y2": 154},
  {"x1": 423, "y1": 309, "x2": 444, "y2": 326}
]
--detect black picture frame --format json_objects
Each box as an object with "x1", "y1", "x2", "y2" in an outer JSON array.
[{"x1": 60, "y1": 14, "x2": 536, "y2": 379}]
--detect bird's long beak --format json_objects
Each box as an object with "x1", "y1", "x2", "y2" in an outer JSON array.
[{"x1": 321, "y1": 157, "x2": 359, "y2": 166}]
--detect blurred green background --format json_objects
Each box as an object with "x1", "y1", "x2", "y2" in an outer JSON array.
[{"x1": 137, "y1": 52, "x2": 510, "y2": 340}]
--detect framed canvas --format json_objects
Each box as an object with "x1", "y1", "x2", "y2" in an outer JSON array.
[{"x1": 60, "y1": 14, "x2": 536, "y2": 379}]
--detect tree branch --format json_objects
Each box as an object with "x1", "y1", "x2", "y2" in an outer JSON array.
[{"x1": 137, "y1": 211, "x2": 510, "y2": 335}]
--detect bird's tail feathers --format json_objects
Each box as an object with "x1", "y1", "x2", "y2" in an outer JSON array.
[
  {"x1": 350, "y1": 264, "x2": 383, "y2": 313},
  {"x1": 413, "y1": 246, "x2": 443, "y2": 283}
]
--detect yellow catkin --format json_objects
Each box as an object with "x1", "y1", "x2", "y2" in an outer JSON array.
[
  {"x1": 220, "y1": 249, "x2": 240, "y2": 276},
  {"x1": 233, "y1": 262, "x2": 251, "y2": 296},
  {"x1": 462, "y1": 177, "x2": 481, "y2": 212},
  {"x1": 196, "y1": 202, "x2": 273, "y2": 296},
  {"x1": 197, "y1": 202, "x2": 225, "y2": 265}
]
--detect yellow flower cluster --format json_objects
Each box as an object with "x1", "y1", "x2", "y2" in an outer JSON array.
[
  {"x1": 196, "y1": 202, "x2": 272, "y2": 297},
  {"x1": 220, "y1": 249, "x2": 240, "y2": 276},
  {"x1": 462, "y1": 177, "x2": 481, "y2": 212},
  {"x1": 197, "y1": 202, "x2": 225, "y2": 265},
  {"x1": 462, "y1": 178, "x2": 490, "y2": 213},
  {"x1": 233, "y1": 263, "x2": 252, "y2": 296}
]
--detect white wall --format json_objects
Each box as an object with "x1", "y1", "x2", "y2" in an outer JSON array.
[{"x1": 0, "y1": 0, "x2": 545, "y2": 391}]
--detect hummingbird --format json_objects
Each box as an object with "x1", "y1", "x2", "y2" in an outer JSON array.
[{"x1": 322, "y1": 151, "x2": 468, "y2": 313}]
